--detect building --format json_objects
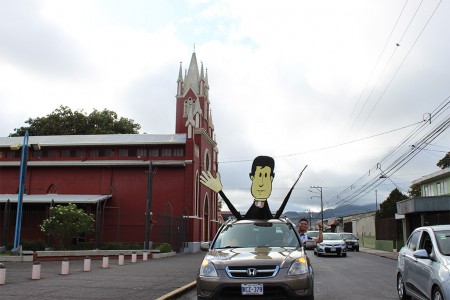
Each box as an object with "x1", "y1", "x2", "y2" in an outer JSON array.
[
  {"x1": 0, "y1": 52, "x2": 219, "y2": 253},
  {"x1": 397, "y1": 168, "x2": 450, "y2": 242}
]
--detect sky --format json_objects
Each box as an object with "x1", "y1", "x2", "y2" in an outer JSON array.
[{"x1": 1, "y1": 0, "x2": 449, "y2": 215}]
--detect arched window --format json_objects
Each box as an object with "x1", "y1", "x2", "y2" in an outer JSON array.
[{"x1": 204, "y1": 150, "x2": 211, "y2": 173}]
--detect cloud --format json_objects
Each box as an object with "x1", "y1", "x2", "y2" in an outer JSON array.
[{"x1": 0, "y1": 0, "x2": 449, "y2": 213}]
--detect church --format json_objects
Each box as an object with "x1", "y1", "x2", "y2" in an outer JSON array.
[{"x1": 0, "y1": 52, "x2": 219, "y2": 253}]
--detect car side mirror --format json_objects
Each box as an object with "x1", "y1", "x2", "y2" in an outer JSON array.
[
  {"x1": 200, "y1": 242, "x2": 210, "y2": 251},
  {"x1": 413, "y1": 249, "x2": 429, "y2": 259}
]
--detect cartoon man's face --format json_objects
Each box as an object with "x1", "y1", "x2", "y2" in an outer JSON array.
[{"x1": 250, "y1": 166, "x2": 274, "y2": 201}]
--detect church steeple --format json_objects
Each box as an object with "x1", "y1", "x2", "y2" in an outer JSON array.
[
  {"x1": 183, "y1": 52, "x2": 200, "y2": 95},
  {"x1": 177, "y1": 62, "x2": 183, "y2": 96},
  {"x1": 175, "y1": 52, "x2": 215, "y2": 142}
]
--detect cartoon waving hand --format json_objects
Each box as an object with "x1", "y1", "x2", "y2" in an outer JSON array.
[{"x1": 200, "y1": 171, "x2": 223, "y2": 193}]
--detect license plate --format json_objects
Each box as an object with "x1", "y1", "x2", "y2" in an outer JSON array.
[
  {"x1": 347, "y1": 245, "x2": 352, "y2": 248},
  {"x1": 241, "y1": 283, "x2": 263, "y2": 295},
  {"x1": 330, "y1": 248, "x2": 336, "y2": 252}
]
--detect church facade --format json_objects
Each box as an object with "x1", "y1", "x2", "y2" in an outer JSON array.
[{"x1": 0, "y1": 52, "x2": 219, "y2": 253}]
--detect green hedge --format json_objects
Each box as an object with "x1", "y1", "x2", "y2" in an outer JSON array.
[{"x1": 155, "y1": 242, "x2": 172, "y2": 253}]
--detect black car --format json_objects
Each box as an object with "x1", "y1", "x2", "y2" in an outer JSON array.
[{"x1": 339, "y1": 232, "x2": 359, "y2": 251}]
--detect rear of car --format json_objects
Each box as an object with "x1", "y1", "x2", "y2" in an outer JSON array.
[
  {"x1": 196, "y1": 218, "x2": 314, "y2": 299},
  {"x1": 303, "y1": 231, "x2": 318, "y2": 250},
  {"x1": 397, "y1": 225, "x2": 450, "y2": 300},
  {"x1": 314, "y1": 232, "x2": 347, "y2": 257}
]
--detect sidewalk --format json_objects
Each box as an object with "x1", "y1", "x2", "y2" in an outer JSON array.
[
  {"x1": 0, "y1": 251, "x2": 204, "y2": 300},
  {"x1": 359, "y1": 246, "x2": 398, "y2": 260},
  {"x1": 0, "y1": 247, "x2": 398, "y2": 300}
]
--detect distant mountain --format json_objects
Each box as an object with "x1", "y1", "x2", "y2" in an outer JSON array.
[{"x1": 282, "y1": 203, "x2": 375, "y2": 224}]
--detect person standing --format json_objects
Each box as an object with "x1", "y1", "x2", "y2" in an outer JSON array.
[{"x1": 297, "y1": 218, "x2": 323, "y2": 244}]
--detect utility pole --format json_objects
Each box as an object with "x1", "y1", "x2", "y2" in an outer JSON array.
[
  {"x1": 375, "y1": 190, "x2": 378, "y2": 212},
  {"x1": 309, "y1": 186, "x2": 323, "y2": 228},
  {"x1": 144, "y1": 162, "x2": 153, "y2": 250}
]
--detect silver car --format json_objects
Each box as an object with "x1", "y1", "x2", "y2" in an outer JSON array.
[
  {"x1": 314, "y1": 232, "x2": 347, "y2": 257},
  {"x1": 397, "y1": 225, "x2": 450, "y2": 300}
]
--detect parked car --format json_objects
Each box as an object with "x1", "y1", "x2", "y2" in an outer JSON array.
[
  {"x1": 397, "y1": 225, "x2": 450, "y2": 300},
  {"x1": 314, "y1": 232, "x2": 347, "y2": 257},
  {"x1": 303, "y1": 231, "x2": 318, "y2": 250},
  {"x1": 339, "y1": 232, "x2": 360, "y2": 251},
  {"x1": 196, "y1": 218, "x2": 314, "y2": 299}
]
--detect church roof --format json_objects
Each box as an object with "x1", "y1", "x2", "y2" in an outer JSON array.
[{"x1": 0, "y1": 134, "x2": 186, "y2": 147}]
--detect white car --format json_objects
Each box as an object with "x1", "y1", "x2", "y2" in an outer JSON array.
[
  {"x1": 397, "y1": 225, "x2": 450, "y2": 300},
  {"x1": 314, "y1": 232, "x2": 347, "y2": 257}
]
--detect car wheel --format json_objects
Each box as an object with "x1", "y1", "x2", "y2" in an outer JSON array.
[
  {"x1": 397, "y1": 273, "x2": 411, "y2": 300},
  {"x1": 356, "y1": 247, "x2": 359, "y2": 252},
  {"x1": 432, "y1": 286, "x2": 443, "y2": 300},
  {"x1": 304, "y1": 293, "x2": 315, "y2": 300}
]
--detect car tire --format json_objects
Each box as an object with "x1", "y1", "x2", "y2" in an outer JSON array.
[
  {"x1": 432, "y1": 286, "x2": 443, "y2": 300},
  {"x1": 397, "y1": 273, "x2": 411, "y2": 300},
  {"x1": 356, "y1": 247, "x2": 359, "y2": 252}
]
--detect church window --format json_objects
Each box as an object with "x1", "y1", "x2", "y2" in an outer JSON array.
[
  {"x1": 204, "y1": 150, "x2": 211, "y2": 172},
  {"x1": 173, "y1": 148, "x2": 184, "y2": 157},
  {"x1": 161, "y1": 148, "x2": 172, "y2": 156}
]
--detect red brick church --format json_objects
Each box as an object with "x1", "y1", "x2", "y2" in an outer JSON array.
[{"x1": 0, "y1": 52, "x2": 219, "y2": 253}]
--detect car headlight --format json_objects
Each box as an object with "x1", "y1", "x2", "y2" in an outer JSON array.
[
  {"x1": 199, "y1": 259, "x2": 218, "y2": 277},
  {"x1": 287, "y1": 257, "x2": 309, "y2": 276}
]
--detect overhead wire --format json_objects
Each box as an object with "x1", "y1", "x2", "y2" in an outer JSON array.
[{"x1": 328, "y1": 97, "x2": 450, "y2": 209}]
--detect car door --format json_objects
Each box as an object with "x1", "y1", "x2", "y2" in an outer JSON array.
[
  {"x1": 413, "y1": 230, "x2": 436, "y2": 299},
  {"x1": 401, "y1": 230, "x2": 422, "y2": 292}
]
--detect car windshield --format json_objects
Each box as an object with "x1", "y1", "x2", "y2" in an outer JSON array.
[
  {"x1": 307, "y1": 231, "x2": 319, "y2": 238},
  {"x1": 434, "y1": 230, "x2": 450, "y2": 255},
  {"x1": 340, "y1": 233, "x2": 356, "y2": 240},
  {"x1": 212, "y1": 221, "x2": 300, "y2": 249},
  {"x1": 323, "y1": 233, "x2": 343, "y2": 241}
]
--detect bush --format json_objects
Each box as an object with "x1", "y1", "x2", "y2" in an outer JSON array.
[
  {"x1": 156, "y1": 242, "x2": 172, "y2": 253},
  {"x1": 21, "y1": 239, "x2": 46, "y2": 251},
  {"x1": 40, "y1": 203, "x2": 95, "y2": 250}
]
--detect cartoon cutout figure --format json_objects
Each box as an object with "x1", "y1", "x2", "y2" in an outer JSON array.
[{"x1": 200, "y1": 155, "x2": 307, "y2": 220}]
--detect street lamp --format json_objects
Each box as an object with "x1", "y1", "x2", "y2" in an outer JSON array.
[{"x1": 10, "y1": 130, "x2": 40, "y2": 254}]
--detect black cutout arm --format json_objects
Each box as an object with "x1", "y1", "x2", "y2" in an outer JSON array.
[{"x1": 219, "y1": 190, "x2": 243, "y2": 220}]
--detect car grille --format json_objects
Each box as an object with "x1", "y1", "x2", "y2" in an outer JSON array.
[
  {"x1": 226, "y1": 265, "x2": 279, "y2": 278},
  {"x1": 324, "y1": 247, "x2": 342, "y2": 253}
]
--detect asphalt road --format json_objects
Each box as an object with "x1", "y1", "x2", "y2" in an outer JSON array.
[{"x1": 174, "y1": 250, "x2": 399, "y2": 299}]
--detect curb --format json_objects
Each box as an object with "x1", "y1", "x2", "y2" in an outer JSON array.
[{"x1": 156, "y1": 280, "x2": 196, "y2": 300}]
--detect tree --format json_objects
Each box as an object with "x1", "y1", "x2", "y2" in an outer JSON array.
[
  {"x1": 375, "y1": 188, "x2": 408, "y2": 220},
  {"x1": 40, "y1": 203, "x2": 95, "y2": 250},
  {"x1": 437, "y1": 151, "x2": 450, "y2": 169},
  {"x1": 10, "y1": 105, "x2": 141, "y2": 136},
  {"x1": 408, "y1": 183, "x2": 421, "y2": 198}
]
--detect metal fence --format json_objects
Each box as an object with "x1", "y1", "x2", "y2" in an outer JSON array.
[
  {"x1": 375, "y1": 217, "x2": 403, "y2": 241},
  {"x1": 1, "y1": 203, "x2": 189, "y2": 252}
]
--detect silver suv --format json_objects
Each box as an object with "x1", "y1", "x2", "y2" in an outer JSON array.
[{"x1": 196, "y1": 218, "x2": 314, "y2": 299}]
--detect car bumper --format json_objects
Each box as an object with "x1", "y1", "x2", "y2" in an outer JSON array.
[
  {"x1": 197, "y1": 271, "x2": 314, "y2": 299},
  {"x1": 316, "y1": 246, "x2": 346, "y2": 255}
]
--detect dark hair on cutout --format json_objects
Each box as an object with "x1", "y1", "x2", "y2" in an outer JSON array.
[{"x1": 249, "y1": 156, "x2": 275, "y2": 177}]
